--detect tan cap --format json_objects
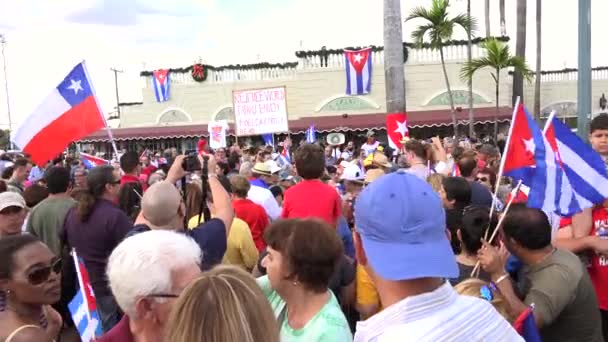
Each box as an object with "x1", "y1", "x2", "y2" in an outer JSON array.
[
  {"x1": 0, "y1": 192, "x2": 25, "y2": 212},
  {"x1": 364, "y1": 169, "x2": 385, "y2": 184},
  {"x1": 252, "y1": 162, "x2": 272, "y2": 176},
  {"x1": 372, "y1": 152, "x2": 392, "y2": 168}
]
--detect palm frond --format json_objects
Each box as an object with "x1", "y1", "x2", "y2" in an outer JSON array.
[
  {"x1": 460, "y1": 57, "x2": 494, "y2": 81},
  {"x1": 451, "y1": 13, "x2": 475, "y2": 35},
  {"x1": 411, "y1": 24, "x2": 435, "y2": 47},
  {"x1": 508, "y1": 56, "x2": 534, "y2": 83},
  {"x1": 405, "y1": 6, "x2": 432, "y2": 22}
]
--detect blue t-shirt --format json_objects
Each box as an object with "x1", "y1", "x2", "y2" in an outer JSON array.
[
  {"x1": 337, "y1": 216, "x2": 355, "y2": 259},
  {"x1": 126, "y1": 218, "x2": 227, "y2": 271}
]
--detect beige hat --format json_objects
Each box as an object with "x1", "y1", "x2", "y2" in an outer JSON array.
[
  {"x1": 0, "y1": 192, "x2": 25, "y2": 212},
  {"x1": 265, "y1": 160, "x2": 282, "y2": 174},
  {"x1": 252, "y1": 162, "x2": 273, "y2": 176},
  {"x1": 372, "y1": 152, "x2": 392, "y2": 168},
  {"x1": 364, "y1": 169, "x2": 385, "y2": 184}
]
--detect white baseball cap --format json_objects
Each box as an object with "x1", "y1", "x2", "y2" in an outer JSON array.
[
  {"x1": 0, "y1": 192, "x2": 25, "y2": 212},
  {"x1": 341, "y1": 164, "x2": 365, "y2": 182}
]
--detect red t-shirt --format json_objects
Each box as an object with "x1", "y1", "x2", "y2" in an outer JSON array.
[
  {"x1": 232, "y1": 198, "x2": 269, "y2": 252},
  {"x1": 561, "y1": 208, "x2": 608, "y2": 310},
  {"x1": 120, "y1": 174, "x2": 147, "y2": 191},
  {"x1": 281, "y1": 179, "x2": 342, "y2": 226}
]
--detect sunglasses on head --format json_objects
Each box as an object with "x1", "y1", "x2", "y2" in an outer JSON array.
[
  {"x1": 27, "y1": 258, "x2": 62, "y2": 286},
  {"x1": 476, "y1": 177, "x2": 489, "y2": 182}
]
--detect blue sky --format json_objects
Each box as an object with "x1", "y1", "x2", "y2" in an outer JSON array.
[{"x1": 0, "y1": 0, "x2": 607, "y2": 129}]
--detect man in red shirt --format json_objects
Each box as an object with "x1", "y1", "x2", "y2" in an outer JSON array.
[
  {"x1": 230, "y1": 174, "x2": 269, "y2": 252},
  {"x1": 281, "y1": 143, "x2": 341, "y2": 226},
  {"x1": 556, "y1": 205, "x2": 608, "y2": 338},
  {"x1": 120, "y1": 151, "x2": 147, "y2": 191}
]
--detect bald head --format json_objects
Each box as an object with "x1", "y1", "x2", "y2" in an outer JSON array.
[{"x1": 142, "y1": 181, "x2": 181, "y2": 227}]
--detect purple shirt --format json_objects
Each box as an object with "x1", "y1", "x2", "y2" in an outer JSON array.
[{"x1": 62, "y1": 199, "x2": 132, "y2": 298}]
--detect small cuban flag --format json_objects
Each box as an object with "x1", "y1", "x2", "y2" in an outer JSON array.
[
  {"x1": 152, "y1": 69, "x2": 170, "y2": 102},
  {"x1": 306, "y1": 124, "x2": 316, "y2": 144},
  {"x1": 79, "y1": 152, "x2": 109, "y2": 169},
  {"x1": 68, "y1": 250, "x2": 104, "y2": 341}
]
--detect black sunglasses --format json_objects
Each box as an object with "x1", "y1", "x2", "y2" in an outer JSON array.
[
  {"x1": 147, "y1": 293, "x2": 179, "y2": 299},
  {"x1": 27, "y1": 258, "x2": 62, "y2": 286}
]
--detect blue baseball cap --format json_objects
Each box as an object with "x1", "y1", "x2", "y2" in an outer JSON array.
[{"x1": 354, "y1": 170, "x2": 458, "y2": 281}]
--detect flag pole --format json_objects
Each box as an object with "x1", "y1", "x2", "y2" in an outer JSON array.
[
  {"x1": 81, "y1": 61, "x2": 120, "y2": 161},
  {"x1": 471, "y1": 180, "x2": 522, "y2": 278},
  {"x1": 71, "y1": 248, "x2": 93, "y2": 324},
  {"x1": 487, "y1": 96, "x2": 520, "y2": 230},
  {"x1": 542, "y1": 111, "x2": 557, "y2": 134}
]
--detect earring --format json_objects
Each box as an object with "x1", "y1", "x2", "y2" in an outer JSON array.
[
  {"x1": 5, "y1": 289, "x2": 11, "y2": 296},
  {"x1": 292, "y1": 281, "x2": 298, "y2": 286}
]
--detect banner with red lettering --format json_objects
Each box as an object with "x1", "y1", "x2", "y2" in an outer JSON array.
[{"x1": 232, "y1": 86, "x2": 289, "y2": 136}]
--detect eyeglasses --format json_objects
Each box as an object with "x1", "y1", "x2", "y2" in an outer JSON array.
[
  {"x1": 147, "y1": 293, "x2": 180, "y2": 299},
  {"x1": 27, "y1": 258, "x2": 62, "y2": 286},
  {"x1": 110, "y1": 179, "x2": 121, "y2": 185},
  {"x1": 476, "y1": 177, "x2": 489, "y2": 182}
]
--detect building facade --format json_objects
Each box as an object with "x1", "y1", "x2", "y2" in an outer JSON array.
[{"x1": 79, "y1": 38, "x2": 608, "y2": 155}]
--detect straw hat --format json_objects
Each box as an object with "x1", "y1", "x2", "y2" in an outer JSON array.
[
  {"x1": 364, "y1": 169, "x2": 385, "y2": 184},
  {"x1": 372, "y1": 152, "x2": 392, "y2": 168},
  {"x1": 252, "y1": 162, "x2": 273, "y2": 176}
]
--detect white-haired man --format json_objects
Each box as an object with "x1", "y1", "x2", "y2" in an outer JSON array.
[{"x1": 97, "y1": 230, "x2": 202, "y2": 342}]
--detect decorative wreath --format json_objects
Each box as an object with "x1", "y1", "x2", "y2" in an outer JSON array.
[{"x1": 191, "y1": 64, "x2": 208, "y2": 82}]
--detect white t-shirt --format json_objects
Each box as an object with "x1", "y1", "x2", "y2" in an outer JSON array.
[{"x1": 361, "y1": 142, "x2": 380, "y2": 156}]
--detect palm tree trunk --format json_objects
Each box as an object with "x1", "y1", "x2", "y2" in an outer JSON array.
[
  {"x1": 485, "y1": 0, "x2": 491, "y2": 37},
  {"x1": 512, "y1": 0, "x2": 527, "y2": 106},
  {"x1": 533, "y1": 0, "x2": 542, "y2": 121},
  {"x1": 499, "y1": 0, "x2": 506, "y2": 36},
  {"x1": 495, "y1": 68, "x2": 500, "y2": 139},
  {"x1": 467, "y1": 0, "x2": 475, "y2": 138},
  {"x1": 439, "y1": 47, "x2": 457, "y2": 136},
  {"x1": 383, "y1": 0, "x2": 406, "y2": 113}
]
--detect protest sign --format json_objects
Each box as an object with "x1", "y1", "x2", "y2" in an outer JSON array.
[
  {"x1": 232, "y1": 86, "x2": 289, "y2": 136},
  {"x1": 208, "y1": 120, "x2": 228, "y2": 149}
]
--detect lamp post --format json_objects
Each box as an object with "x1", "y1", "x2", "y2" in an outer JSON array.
[
  {"x1": 0, "y1": 34, "x2": 12, "y2": 149},
  {"x1": 577, "y1": 0, "x2": 591, "y2": 139}
]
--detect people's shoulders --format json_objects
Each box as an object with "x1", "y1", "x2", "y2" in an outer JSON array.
[
  {"x1": 313, "y1": 293, "x2": 353, "y2": 340},
  {"x1": 191, "y1": 218, "x2": 226, "y2": 239},
  {"x1": 3, "y1": 325, "x2": 48, "y2": 342}
]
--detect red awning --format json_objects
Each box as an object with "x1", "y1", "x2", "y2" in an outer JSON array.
[{"x1": 80, "y1": 106, "x2": 512, "y2": 142}]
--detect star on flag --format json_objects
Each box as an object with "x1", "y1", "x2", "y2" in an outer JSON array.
[{"x1": 67, "y1": 79, "x2": 83, "y2": 94}]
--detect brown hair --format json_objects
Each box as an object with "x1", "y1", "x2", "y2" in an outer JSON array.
[
  {"x1": 23, "y1": 184, "x2": 49, "y2": 208},
  {"x1": 185, "y1": 182, "x2": 203, "y2": 220},
  {"x1": 165, "y1": 265, "x2": 279, "y2": 342},
  {"x1": 77, "y1": 165, "x2": 115, "y2": 222},
  {"x1": 230, "y1": 175, "x2": 251, "y2": 198},
  {"x1": 454, "y1": 278, "x2": 511, "y2": 322},
  {"x1": 404, "y1": 139, "x2": 432, "y2": 161},
  {"x1": 264, "y1": 219, "x2": 343, "y2": 293},
  {"x1": 426, "y1": 173, "x2": 446, "y2": 193},
  {"x1": 294, "y1": 144, "x2": 325, "y2": 180}
]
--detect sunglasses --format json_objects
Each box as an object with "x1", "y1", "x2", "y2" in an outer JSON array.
[
  {"x1": 27, "y1": 258, "x2": 62, "y2": 286},
  {"x1": 476, "y1": 177, "x2": 489, "y2": 182}
]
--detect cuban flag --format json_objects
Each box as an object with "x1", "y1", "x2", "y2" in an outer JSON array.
[
  {"x1": 543, "y1": 114, "x2": 608, "y2": 215},
  {"x1": 513, "y1": 306, "x2": 541, "y2": 342},
  {"x1": 68, "y1": 250, "x2": 103, "y2": 340},
  {"x1": 11, "y1": 62, "x2": 106, "y2": 166},
  {"x1": 280, "y1": 146, "x2": 291, "y2": 165},
  {"x1": 344, "y1": 48, "x2": 372, "y2": 95},
  {"x1": 80, "y1": 152, "x2": 109, "y2": 169},
  {"x1": 305, "y1": 124, "x2": 316, "y2": 143},
  {"x1": 152, "y1": 69, "x2": 170, "y2": 102},
  {"x1": 503, "y1": 104, "x2": 561, "y2": 214}
]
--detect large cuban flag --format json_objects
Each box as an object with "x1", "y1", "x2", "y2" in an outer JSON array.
[
  {"x1": 152, "y1": 69, "x2": 170, "y2": 102},
  {"x1": 544, "y1": 114, "x2": 608, "y2": 215},
  {"x1": 344, "y1": 48, "x2": 372, "y2": 95},
  {"x1": 11, "y1": 62, "x2": 106, "y2": 166}
]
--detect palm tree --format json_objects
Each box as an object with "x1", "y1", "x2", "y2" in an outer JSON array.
[
  {"x1": 384, "y1": 0, "x2": 406, "y2": 113},
  {"x1": 467, "y1": 0, "x2": 474, "y2": 138},
  {"x1": 499, "y1": 0, "x2": 506, "y2": 36},
  {"x1": 533, "y1": 0, "x2": 542, "y2": 121},
  {"x1": 461, "y1": 38, "x2": 533, "y2": 138},
  {"x1": 406, "y1": 0, "x2": 474, "y2": 136},
  {"x1": 512, "y1": 0, "x2": 527, "y2": 106}
]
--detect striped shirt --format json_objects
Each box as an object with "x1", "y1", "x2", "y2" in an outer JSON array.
[{"x1": 354, "y1": 282, "x2": 523, "y2": 342}]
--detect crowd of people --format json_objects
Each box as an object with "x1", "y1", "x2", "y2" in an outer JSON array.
[{"x1": 1, "y1": 114, "x2": 608, "y2": 341}]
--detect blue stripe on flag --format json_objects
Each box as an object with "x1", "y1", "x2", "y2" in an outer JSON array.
[
  {"x1": 68, "y1": 289, "x2": 104, "y2": 340},
  {"x1": 365, "y1": 53, "x2": 372, "y2": 93},
  {"x1": 356, "y1": 72, "x2": 363, "y2": 95},
  {"x1": 345, "y1": 54, "x2": 352, "y2": 95}
]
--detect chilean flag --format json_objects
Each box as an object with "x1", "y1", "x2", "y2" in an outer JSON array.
[
  {"x1": 386, "y1": 113, "x2": 408, "y2": 150},
  {"x1": 503, "y1": 104, "x2": 560, "y2": 214},
  {"x1": 152, "y1": 69, "x2": 170, "y2": 102},
  {"x1": 344, "y1": 48, "x2": 372, "y2": 95},
  {"x1": 544, "y1": 114, "x2": 608, "y2": 215},
  {"x1": 79, "y1": 152, "x2": 109, "y2": 169},
  {"x1": 11, "y1": 62, "x2": 106, "y2": 166}
]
